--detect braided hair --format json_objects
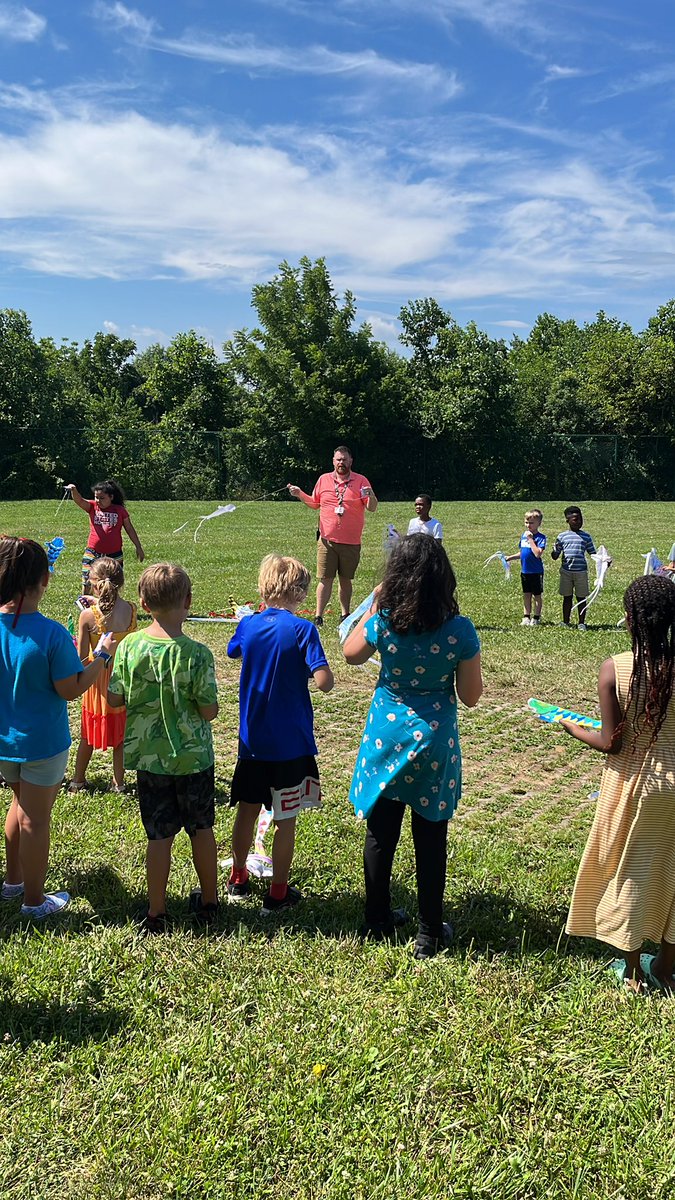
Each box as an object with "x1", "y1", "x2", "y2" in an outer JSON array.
[
  {"x1": 88, "y1": 556, "x2": 124, "y2": 617},
  {"x1": 378, "y1": 535, "x2": 459, "y2": 635},
  {"x1": 620, "y1": 575, "x2": 675, "y2": 749},
  {"x1": 0, "y1": 536, "x2": 48, "y2": 605}
]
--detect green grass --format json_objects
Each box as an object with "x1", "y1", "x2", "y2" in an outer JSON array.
[{"x1": 1, "y1": 498, "x2": 675, "y2": 1200}]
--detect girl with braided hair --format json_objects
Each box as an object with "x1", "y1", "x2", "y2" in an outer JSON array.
[
  {"x1": 70, "y1": 557, "x2": 137, "y2": 794},
  {"x1": 564, "y1": 574, "x2": 675, "y2": 992},
  {"x1": 0, "y1": 536, "x2": 114, "y2": 919}
]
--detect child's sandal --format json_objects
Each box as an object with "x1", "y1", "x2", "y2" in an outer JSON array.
[{"x1": 66, "y1": 781, "x2": 90, "y2": 794}]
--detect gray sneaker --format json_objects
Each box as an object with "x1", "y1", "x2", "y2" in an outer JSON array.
[{"x1": 21, "y1": 891, "x2": 70, "y2": 920}]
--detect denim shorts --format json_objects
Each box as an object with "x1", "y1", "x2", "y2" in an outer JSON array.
[{"x1": 0, "y1": 748, "x2": 70, "y2": 788}]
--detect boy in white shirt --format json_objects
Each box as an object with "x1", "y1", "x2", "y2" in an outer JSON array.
[{"x1": 407, "y1": 495, "x2": 443, "y2": 541}]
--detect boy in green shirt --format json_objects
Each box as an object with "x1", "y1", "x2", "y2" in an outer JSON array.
[{"x1": 109, "y1": 563, "x2": 219, "y2": 933}]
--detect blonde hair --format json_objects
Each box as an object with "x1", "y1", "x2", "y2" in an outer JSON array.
[
  {"x1": 88, "y1": 557, "x2": 124, "y2": 617},
  {"x1": 138, "y1": 563, "x2": 191, "y2": 612},
  {"x1": 258, "y1": 554, "x2": 310, "y2": 604},
  {"x1": 525, "y1": 509, "x2": 543, "y2": 522}
]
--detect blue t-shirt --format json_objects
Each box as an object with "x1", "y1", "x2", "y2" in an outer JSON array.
[
  {"x1": 227, "y1": 608, "x2": 328, "y2": 761},
  {"x1": 519, "y1": 531, "x2": 546, "y2": 574},
  {"x1": 0, "y1": 612, "x2": 82, "y2": 762},
  {"x1": 553, "y1": 529, "x2": 595, "y2": 572}
]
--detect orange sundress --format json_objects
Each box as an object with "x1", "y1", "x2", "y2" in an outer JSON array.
[{"x1": 80, "y1": 603, "x2": 137, "y2": 750}]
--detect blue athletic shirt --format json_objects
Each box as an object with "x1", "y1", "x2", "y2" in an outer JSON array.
[
  {"x1": 552, "y1": 529, "x2": 596, "y2": 572},
  {"x1": 0, "y1": 612, "x2": 83, "y2": 762},
  {"x1": 519, "y1": 531, "x2": 546, "y2": 573},
  {"x1": 227, "y1": 608, "x2": 328, "y2": 761}
]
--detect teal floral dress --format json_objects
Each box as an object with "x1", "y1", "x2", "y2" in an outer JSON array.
[{"x1": 349, "y1": 611, "x2": 480, "y2": 822}]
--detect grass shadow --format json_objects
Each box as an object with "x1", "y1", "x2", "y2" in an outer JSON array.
[
  {"x1": 0, "y1": 990, "x2": 129, "y2": 1047},
  {"x1": 449, "y1": 887, "x2": 611, "y2": 961}
]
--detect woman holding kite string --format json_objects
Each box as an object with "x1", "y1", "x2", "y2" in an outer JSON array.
[
  {"x1": 564, "y1": 574, "x2": 675, "y2": 993},
  {"x1": 344, "y1": 535, "x2": 482, "y2": 959},
  {"x1": 65, "y1": 479, "x2": 144, "y2": 592}
]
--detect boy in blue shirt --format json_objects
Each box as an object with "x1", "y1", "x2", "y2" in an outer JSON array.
[
  {"x1": 551, "y1": 506, "x2": 596, "y2": 630},
  {"x1": 506, "y1": 509, "x2": 546, "y2": 626},
  {"x1": 226, "y1": 554, "x2": 334, "y2": 913}
]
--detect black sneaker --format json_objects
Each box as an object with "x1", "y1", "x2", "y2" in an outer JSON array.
[
  {"x1": 189, "y1": 888, "x2": 220, "y2": 925},
  {"x1": 413, "y1": 921, "x2": 453, "y2": 960},
  {"x1": 139, "y1": 910, "x2": 170, "y2": 936},
  {"x1": 361, "y1": 906, "x2": 409, "y2": 941},
  {"x1": 312, "y1": 615, "x2": 324, "y2": 628},
  {"x1": 261, "y1": 885, "x2": 303, "y2": 915},
  {"x1": 340, "y1": 612, "x2": 351, "y2": 621},
  {"x1": 227, "y1": 878, "x2": 252, "y2": 902}
]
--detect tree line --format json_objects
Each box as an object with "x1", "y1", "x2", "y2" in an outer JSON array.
[{"x1": 2, "y1": 257, "x2": 674, "y2": 501}]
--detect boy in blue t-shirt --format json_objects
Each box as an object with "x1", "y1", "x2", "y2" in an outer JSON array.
[
  {"x1": 550, "y1": 506, "x2": 596, "y2": 630},
  {"x1": 506, "y1": 509, "x2": 546, "y2": 626},
  {"x1": 226, "y1": 554, "x2": 334, "y2": 913}
]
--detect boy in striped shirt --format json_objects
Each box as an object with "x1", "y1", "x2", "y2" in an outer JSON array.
[{"x1": 551, "y1": 506, "x2": 596, "y2": 630}]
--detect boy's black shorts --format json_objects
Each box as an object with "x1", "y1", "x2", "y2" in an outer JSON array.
[
  {"x1": 137, "y1": 765, "x2": 215, "y2": 840},
  {"x1": 230, "y1": 755, "x2": 321, "y2": 821},
  {"x1": 521, "y1": 572, "x2": 543, "y2": 595}
]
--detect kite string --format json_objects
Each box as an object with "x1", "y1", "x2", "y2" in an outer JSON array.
[{"x1": 54, "y1": 488, "x2": 69, "y2": 518}]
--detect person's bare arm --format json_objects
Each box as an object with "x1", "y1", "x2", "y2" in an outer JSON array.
[
  {"x1": 197, "y1": 701, "x2": 219, "y2": 721},
  {"x1": 65, "y1": 484, "x2": 91, "y2": 513},
  {"x1": 313, "y1": 665, "x2": 334, "y2": 692},
  {"x1": 77, "y1": 610, "x2": 94, "y2": 662},
  {"x1": 343, "y1": 591, "x2": 380, "y2": 664},
  {"x1": 123, "y1": 517, "x2": 145, "y2": 562},
  {"x1": 53, "y1": 632, "x2": 116, "y2": 700},
  {"x1": 286, "y1": 484, "x2": 320, "y2": 509},
  {"x1": 455, "y1": 653, "x2": 483, "y2": 707},
  {"x1": 362, "y1": 486, "x2": 378, "y2": 513},
  {"x1": 560, "y1": 658, "x2": 622, "y2": 752}
]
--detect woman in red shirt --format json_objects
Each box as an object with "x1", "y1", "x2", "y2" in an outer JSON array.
[{"x1": 66, "y1": 479, "x2": 145, "y2": 592}]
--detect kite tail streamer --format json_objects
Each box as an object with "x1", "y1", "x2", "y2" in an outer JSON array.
[{"x1": 483, "y1": 551, "x2": 511, "y2": 581}]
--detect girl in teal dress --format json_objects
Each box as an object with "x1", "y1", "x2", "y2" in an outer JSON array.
[{"x1": 344, "y1": 536, "x2": 482, "y2": 959}]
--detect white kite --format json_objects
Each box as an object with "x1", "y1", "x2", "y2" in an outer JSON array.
[
  {"x1": 572, "y1": 545, "x2": 612, "y2": 615},
  {"x1": 483, "y1": 551, "x2": 511, "y2": 581},
  {"x1": 174, "y1": 504, "x2": 236, "y2": 542},
  {"x1": 642, "y1": 548, "x2": 663, "y2": 576}
]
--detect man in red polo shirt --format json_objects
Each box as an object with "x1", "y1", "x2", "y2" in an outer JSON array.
[{"x1": 287, "y1": 446, "x2": 378, "y2": 626}]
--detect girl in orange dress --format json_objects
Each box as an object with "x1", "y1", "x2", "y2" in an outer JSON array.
[{"x1": 69, "y1": 557, "x2": 137, "y2": 794}]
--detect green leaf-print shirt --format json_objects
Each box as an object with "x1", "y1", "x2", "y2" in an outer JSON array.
[{"x1": 109, "y1": 631, "x2": 217, "y2": 775}]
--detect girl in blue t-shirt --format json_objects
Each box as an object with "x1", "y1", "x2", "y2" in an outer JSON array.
[
  {"x1": 344, "y1": 535, "x2": 483, "y2": 959},
  {"x1": 0, "y1": 536, "x2": 114, "y2": 920}
]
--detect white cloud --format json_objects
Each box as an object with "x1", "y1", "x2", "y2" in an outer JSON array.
[
  {"x1": 1, "y1": 91, "x2": 674, "y2": 318},
  {"x1": 103, "y1": 319, "x2": 119, "y2": 332},
  {"x1": 92, "y1": 5, "x2": 460, "y2": 99},
  {"x1": 491, "y1": 319, "x2": 530, "y2": 329},
  {"x1": 0, "y1": 3, "x2": 46, "y2": 42},
  {"x1": 92, "y1": 1, "x2": 156, "y2": 39},
  {"x1": 544, "y1": 64, "x2": 585, "y2": 81}
]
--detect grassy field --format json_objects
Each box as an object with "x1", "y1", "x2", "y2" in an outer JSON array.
[{"x1": 1, "y1": 497, "x2": 675, "y2": 1200}]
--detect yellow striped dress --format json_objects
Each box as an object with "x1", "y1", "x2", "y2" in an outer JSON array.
[{"x1": 566, "y1": 650, "x2": 675, "y2": 952}]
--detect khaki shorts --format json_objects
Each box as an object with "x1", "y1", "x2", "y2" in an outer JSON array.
[
  {"x1": 559, "y1": 568, "x2": 589, "y2": 598},
  {"x1": 317, "y1": 538, "x2": 361, "y2": 581}
]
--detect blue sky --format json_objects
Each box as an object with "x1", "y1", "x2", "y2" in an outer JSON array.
[{"x1": 1, "y1": 0, "x2": 674, "y2": 351}]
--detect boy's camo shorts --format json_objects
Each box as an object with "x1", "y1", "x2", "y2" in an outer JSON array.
[{"x1": 137, "y1": 765, "x2": 215, "y2": 840}]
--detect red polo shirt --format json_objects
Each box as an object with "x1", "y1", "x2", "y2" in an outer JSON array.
[{"x1": 306, "y1": 472, "x2": 371, "y2": 544}]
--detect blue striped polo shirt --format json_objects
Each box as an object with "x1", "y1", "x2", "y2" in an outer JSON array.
[{"x1": 553, "y1": 529, "x2": 596, "y2": 572}]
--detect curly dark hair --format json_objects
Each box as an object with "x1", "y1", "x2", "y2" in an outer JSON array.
[
  {"x1": 378, "y1": 535, "x2": 459, "y2": 634},
  {"x1": 93, "y1": 479, "x2": 126, "y2": 505},
  {"x1": 0, "y1": 536, "x2": 49, "y2": 605},
  {"x1": 620, "y1": 575, "x2": 675, "y2": 748}
]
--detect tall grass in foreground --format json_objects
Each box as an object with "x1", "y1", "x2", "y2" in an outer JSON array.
[{"x1": 1, "y1": 499, "x2": 674, "y2": 1199}]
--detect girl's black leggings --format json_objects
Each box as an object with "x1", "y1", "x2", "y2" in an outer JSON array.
[{"x1": 364, "y1": 794, "x2": 449, "y2": 938}]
